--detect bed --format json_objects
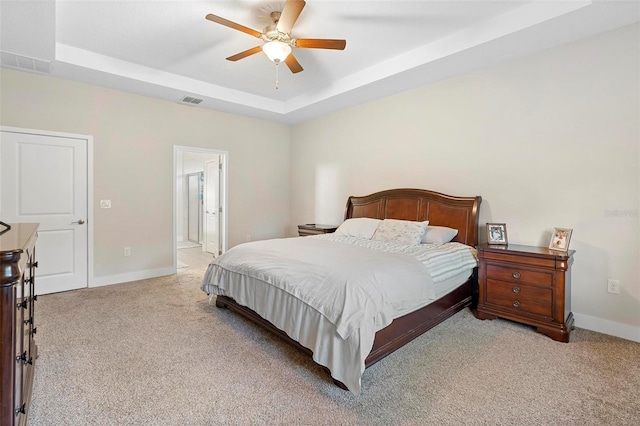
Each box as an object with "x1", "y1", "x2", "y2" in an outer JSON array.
[{"x1": 201, "y1": 188, "x2": 481, "y2": 394}]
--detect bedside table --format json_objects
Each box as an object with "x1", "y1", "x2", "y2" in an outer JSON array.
[
  {"x1": 297, "y1": 224, "x2": 338, "y2": 237},
  {"x1": 474, "y1": 243, "x2": 575, "y2": 342}
]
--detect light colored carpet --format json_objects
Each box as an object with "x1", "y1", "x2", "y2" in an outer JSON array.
[{"x1": 29, "y1": 266, "x2": 640, "y2": 425}]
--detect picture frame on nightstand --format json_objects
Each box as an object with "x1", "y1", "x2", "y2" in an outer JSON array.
[
  {"x1": 549, "y1": 227, "x2": 572, "y2": 251},
  {"x1": 486, "y1": 223, "x2": 508, "y2": 245}
]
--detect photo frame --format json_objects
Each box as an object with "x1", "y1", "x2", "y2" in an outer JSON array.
[
  {"x1": 486, "y1": 223, "x2": 508, "y2": 245},
  {"x1": 549, "y1": 227, "x2": 572, "y2": 251}
]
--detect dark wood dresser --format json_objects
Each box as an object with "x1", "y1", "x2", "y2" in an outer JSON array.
[
  {"x1": 475, "y1": 243, "x2": 574, "y2": 342},
  {"x1": 297, "y1": 224, "x2": 338, "y2": 237},
  {"x1": 1, "y1": 223, "x2": 38, "y2": 426}
]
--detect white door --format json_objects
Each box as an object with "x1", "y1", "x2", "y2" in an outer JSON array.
[
  {"x1": 204, "y1": 157, "x2": 220, "y2": 255},
  {"x1": 0, "y1": 131, "x2": 88, "y2": 294},
  {"x1": 186, "y1": 172, "x2": 201, "y2": 243}
]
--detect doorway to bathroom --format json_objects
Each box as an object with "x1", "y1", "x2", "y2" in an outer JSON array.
[{"x1": 174, "y1": 146, "x2": 228, "y2": 272}]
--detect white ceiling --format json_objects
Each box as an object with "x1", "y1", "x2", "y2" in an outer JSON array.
[{"x1": 1, "y1": 1, "x2": 638, "y2": 124}]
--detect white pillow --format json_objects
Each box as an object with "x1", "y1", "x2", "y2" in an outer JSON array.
[
  {"x1": 421, "y1": 226, "x2": 459, "y2": 244},
  {"x1": 372, "y1": 219, "x2": 428, "y2": 245},
  {"x1": 335, "y1": 218, "x2": 382, "y2": 239}
]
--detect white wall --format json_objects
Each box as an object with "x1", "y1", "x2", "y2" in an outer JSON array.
[
  {"x1": 290, "y1": 24, "x2": 640, "y2": 340},
  {"x1": 0, "y1": 68, "x2": 291, "y2": 283}
]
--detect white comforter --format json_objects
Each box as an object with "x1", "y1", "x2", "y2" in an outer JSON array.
[{"x1": 201, "y1": 235, "x2": 476, "y2": 394}]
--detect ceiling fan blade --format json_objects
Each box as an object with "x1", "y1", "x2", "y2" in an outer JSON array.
[
  {"x1": 293, "y1": 38, "x2": 346, "y2": 50},
  {"x1": 277, "y1": 0, "x2": 306, "y2": 33},
  {"x1": 206, "y1": 13, "x2": 262, "y2": 38},
  {"x1": 285, "y1": 54, "x2": 304, "y2": 74},
  {"x1": 226, "y1": 46, "x2": 263, "y2": 61}
]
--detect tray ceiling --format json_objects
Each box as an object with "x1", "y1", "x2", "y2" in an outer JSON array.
[{"x1": 1, "y1": 1, "x2": 638, "y2": 124}]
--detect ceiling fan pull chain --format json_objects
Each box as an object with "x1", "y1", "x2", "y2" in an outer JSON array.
[{"x1": 275, "y1": 63, "x2": 280, "y2": 90}]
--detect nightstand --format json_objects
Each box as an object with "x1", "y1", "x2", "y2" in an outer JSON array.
[
  {"x1": 475, "y1": 243, "x2": 575, "y2": 342},
  {"x1": 297, "y1": 224, "x2": 338, "y2": 237}
]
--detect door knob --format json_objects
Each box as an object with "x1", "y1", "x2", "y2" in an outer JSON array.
[{"x1": 71, "y1": 219, "x2": 85, "y2": 225}]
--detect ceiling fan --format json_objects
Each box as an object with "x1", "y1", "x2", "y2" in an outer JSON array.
[{"x1": 205, "y1": 0, "x2": 346, "y2": 77}]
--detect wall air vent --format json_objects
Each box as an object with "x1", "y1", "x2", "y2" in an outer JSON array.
[
  {"x1": 180, "y1": 96, "x2": 203, "y2": 105},
  {"x1": 1, "y1": 50, "x2": 52, "y2": 74}
]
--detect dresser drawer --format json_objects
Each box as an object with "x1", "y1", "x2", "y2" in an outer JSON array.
[
  {"x1": 486, "y1": 279, "x2": 553, "y2": 317},
  {"x1": 486, "y1": 264, "x2": 553, "y2": 287}
]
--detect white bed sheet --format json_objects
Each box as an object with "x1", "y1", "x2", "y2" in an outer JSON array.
[{"x1": 201, "y1": 236, "x2": 475, "y2": 394}]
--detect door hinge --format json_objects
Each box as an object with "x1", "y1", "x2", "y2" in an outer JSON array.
[{"x1": 219, "y1": 207, "x2": 222, "y2": 213}]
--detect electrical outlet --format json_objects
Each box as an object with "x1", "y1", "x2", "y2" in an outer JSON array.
[
  {"x1": 607, "y1": 279, "x2": 620, "y2": 294},
  {"x1": 124, "y1": 247, "x2": 131, "y2": 256}
]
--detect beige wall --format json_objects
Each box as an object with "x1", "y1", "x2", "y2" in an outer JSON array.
[
  {"x1": 291, "y1": 24, "x2": 640, "y2": 337},
  {"x1": 0, "y1": 69, "x2": 291, "y2": 280}
]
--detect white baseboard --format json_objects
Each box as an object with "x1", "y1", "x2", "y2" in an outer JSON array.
[
  {"x1": 573, "y1": 313, "x2": 640, "y2": 343},
  {"x1": 91, "y1": 266, "x2": 176, "y2": 288}
]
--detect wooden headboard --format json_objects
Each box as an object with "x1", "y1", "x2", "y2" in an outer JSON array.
[{"x1": 345, "y1": 188, "x2": 482, "y2": 246}]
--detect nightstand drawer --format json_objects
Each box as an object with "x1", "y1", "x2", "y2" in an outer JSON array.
[
  {"x1": 299, "y1": 228, "x2": 328, "y2": 236},
  {"x1": 297, "y1": 224, "x2": 338, "y2": 237},
  {"x1": 486, "y1": 264, "x2": 553, "y2": 287},
  {"x1": 486, "y1": 279, "x2": 552, "y2": 317}
]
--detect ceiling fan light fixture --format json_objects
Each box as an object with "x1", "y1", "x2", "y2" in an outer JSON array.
[{"x1": 262, "y1": 41, "x2": 291, "y2": 63}]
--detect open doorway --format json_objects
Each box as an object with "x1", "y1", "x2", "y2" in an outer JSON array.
[{"x1": 174, "y1": 146, "x2": 228, "y2": 272}]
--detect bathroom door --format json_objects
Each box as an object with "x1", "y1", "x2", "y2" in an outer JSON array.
[
  {"x1": 186, "y1": 172, "x2": 202, "y2": 244},
  {"x1": 204, "y1": 157, "x2": 220, "y2": 255}
]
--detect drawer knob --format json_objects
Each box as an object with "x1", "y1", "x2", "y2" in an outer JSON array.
[
  {"x1": 512, "y1": 272, "x2": 521, "y2": 279},
  {"x1": 15, "y1": 403, "x2": 26, "y2": 415},
  {"x1": 513, "y1": 301, "x2": 521, "y2": 308},
  {"x1": 513, "y1": 287, "x2": 520, "y2": 293}
]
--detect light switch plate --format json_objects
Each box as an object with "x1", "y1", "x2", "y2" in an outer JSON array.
[{"x1": 100, "y1": 200, "x2": 111, "y2": 209}]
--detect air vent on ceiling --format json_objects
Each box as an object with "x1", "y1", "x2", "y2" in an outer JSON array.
[
  {"x1": 180, "y1": 96, "x2": 203, "y2": 105},
  {"x1": 1, "y1": 50, "x2": 52, "y2": 74}
]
